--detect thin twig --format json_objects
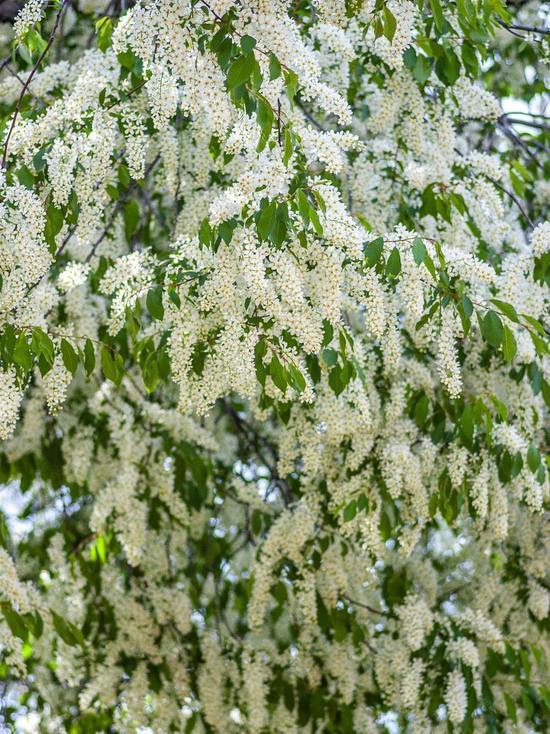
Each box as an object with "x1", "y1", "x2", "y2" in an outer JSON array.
[
  {"x1": 342, "y1": 595, "x2": 388, "y2": 617},
  {"x1": 503, "y1": 118, "x2": 549, "y2": 130},
  {"x1": 498, "y1": 20, "x2": 550, "y2": 35},
  {"x1": 490, "y1": 177, "x2": 534, "y2": 226}
]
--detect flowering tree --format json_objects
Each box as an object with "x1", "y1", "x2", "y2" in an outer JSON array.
[{"x1": 0, "y1": 0, "x2": 548, "y2": 731}]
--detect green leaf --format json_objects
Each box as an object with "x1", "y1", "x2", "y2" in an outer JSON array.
[
  {"x1": 481, "y1": 310, "x2": 504, "y2": 348},
  {"x1": 383, "y1": 6, "x2": 397, "y2": 41},
  {"x1": 60, "y1": 339, "x2": 79, "y2": 375},
  {"x1": 84, "y1": 339, "x2": 95, "y2": 376},
  {"x1": 364, "y1": 237, "x2": 384, "y2": 267},
  {"x1": 412, "y1": 238, "x2": 428, "y2": 265},
  {"x1": 296, "y1": 190, "x2": 310, "y2": 228},
  {"x1": 227, "y1": 53, "x2": 255, "y2": 90},
  {"x1": 51, "y1": 610, "x2": 85, "y2": 648},
  {"x1": 124, "y1": 200, "x2": 140, "y2": 241},
  {"x1": 240, "y1": 35, "x2": 256, "y2": 55},
  {"x1": 461, "y1": 294, "x2": 474, "y2": 318},
  {"x1": 490, "y1": 299, "x2": 519, "y2": 323},
  {"x1": 142, "y1": 351, "x2": 160, "y2": 394},
  {"x1": 269, "y1": 52, "x2": 281, "y2": 80},
  {"x1": 403, "y1": 46, "x2": 416, "y2": 70},
  {"x1": 100, "y1": 346, "x2": 122, "y2": 386},
  {"x1": 257, "y1": 200, "x2": 277, "y2": 240},
  {"x1": 429, "y1": 0, "x2": 444, "y2": 33},
  {"x1": 284, "y1": 69, "x2": 299, "y2": 105},
  {"x1": 385, "y1": 247, "x2": 401, "y2": 278},
  {"x1": 435, "y1": 48, "x2": 460, "y2": 85},
  {"x1": 16, "y1": 165, "x2": 35, "y2": 189},
  {"x1": 94, "y1": 535, "x2": 107, "y2": 564},
  {"x1": 256, "y1": 97, "x2": 274, "y2": 152},
  {"x1": 521, "y1": 313, "x2": 545, "y2": 335},
  {"x1": 44, "y1": 204, "x2": 64, "y2": 250},
  {"x1": 146, "y1": 286, "x2": 164, "y2": 321},
  {"x1": 343, "y1": 500, "x2": 357, "y2": 522},
  {"x1": 412, "y1": 55, "x2": 432, "y2": 84},
  {"x1": 1, "y1": 604, "x2": 28, "y2": 641},
  {"x1": 526, "y1": 444, "x2": 540, "y2": 473},
  {"x1": 96, "y1": 17, "x2": 113, "y2": 52},
  {"x1": 31, "y1": 328, "x2": 54, "y2": 366},
  {"x1": 414, "y1": 393, "x2": 429, "y2": 427},
  {"x1": 13, "y1": 334, "x2": 33, "y2": 372},
  {"x1": 490, "y1": 395, "x2": 508, "y2": 422},
  {"x1": 270, "y1": 354, "x2": 287, "y2": 393},
  {"x1": 501, "y1": 326, "x2": 517, "y2": 363},
  {"x1": 271, "y1": 203, "x2": 288, "y2": 247},
  {"x1": 504, "y1": 692, "x2": 517, "y2": 723},
  {"x1": 283, "y1": 128, "x2": 294, "y2": 166},
  {"x1": 308, "y1": 205, "x2": 323, "y2": 236},
  {"x1": 288, "y1": 364, "x2": 306, "y2": 393}
]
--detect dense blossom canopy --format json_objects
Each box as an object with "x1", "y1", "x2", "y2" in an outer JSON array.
[{"x1": 0, "y1": 1, "x2": 549, "y2": 732}]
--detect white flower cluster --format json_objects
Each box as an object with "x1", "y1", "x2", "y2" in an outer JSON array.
[
  {"x1": 13, "y1": 0, "x2": 44, "y2": 43},
  {"x1": 445, "y1": 669, "x2": 467, "y2": 725},
  {"x1": 0, "y1": 369, "x2": 23, "y2": 440},
  {"x1": 0, "y1": 180, "x2": 50, "y2": 320},
  {"x1": 0, "y1": 0, "x2": 548, "y2": 730}
]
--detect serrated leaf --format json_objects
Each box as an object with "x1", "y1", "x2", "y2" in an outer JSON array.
[
  {"x1": 240, "y1": 35, "x2": 256, "y2": 55},
  {"x1": 364, "y1": 237, "x2": 384, "y2": 267},
  {"x1": 526, "y1": 444, "x2": 540, "y2": 473},
  {"x1": 283, "y1": 128, "x2": 294, "y2": 166},
  {"x1": 84, "y1": 339, "x2": 95, "y2": 376},
  {"x1": 284, "y1": 69, "x2": 299, "y2": 105},
  {"x1": 13, "y1": 334, "x2": 33, "y2": 372},
  {"x1": 429, "y1": 0, "x2": 444, "y2": 33},
  {"x1": 481, "y1": 310, "x2": 504, "y2": 348},
  {"x1": 257, "y1": 200, "x2": 277, "y2": 240},
  {"x1": 412, "y1": 55, "x2": 432, "y2": 84},
  {"x1": 461, "y1": 294, "x2": 473, "y2": 318},
  {"x1": 269, "y1": 52, "x2": 281, "y2": 80},
  {"x1": 491, "y1": 299, "x2": 519, "y2": 323},
  {"x1": 412, "y1": 238, "x2": 427, "y2": 265},
  {"x1": 60, "y1": 339, "x2": 79, "y2": 375},
  {"x1": 502, "y1": 325, "x2": 517, "y2": 363},
  {"x1": 100, "y1": 346, "x2": 121, "y2": 386},
  {"x1": 96, "y1": 16, "x2": 113, "y2": 52},
  {"x1": 51, "y1": 610, "x2": 84, "y2": 648},
  {"x1": 256, "y1": 97, "x2": 273, "y2": 152},
  {"x1": 288, "y1": 364, "x2": 306, "y2": 393},
  {"x1": 227, "y1": 53, "x2": 255, "y2": 90},
  {"x1": 490, "y1": 395, "x2": 508, "y2": 422},
  {"x1": 270, "y1": 354, "x2": 287, "y2": 393},
  {"x1": 385, "y1": 247, "x2": 401, "y2": 278},
  {"x1": 343, "y1": 500, "x2": 357, "y2": 522},
  {"x1": 383, "y1": 6, "x2": 397, "y2": 41},
  {"x1": 146, "y1": 286, "x2": 164, "y2": 321},
  {"x1": 403, "y1": 46, "x2": 416, "y2": 70}
]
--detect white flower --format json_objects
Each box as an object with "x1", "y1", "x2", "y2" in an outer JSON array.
[
  {"x1": 0, "y1": 369, "x2": 23, "y2": 441},
  {"x1": 58, "y1": 262, "x2": 90, "y2": 293}
]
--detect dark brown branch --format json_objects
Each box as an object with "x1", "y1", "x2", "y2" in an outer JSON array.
[
  {"x1": 490, "y1": 177, "x2": 534, "y2": 227},
  {"x1": 503, "y1": 118, "x2": 549, "y2": 131},
  {"x1": 498, "y1": 20, "x2": 550, "y2": 35},
  {"x1": 342, "y1": 595, "x2": 388, "y2": 617},
  {"x1": 498, "y1": 119, "x2": 543, "y2": 170}
]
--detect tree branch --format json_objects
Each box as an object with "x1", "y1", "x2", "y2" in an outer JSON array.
[{"x1": 1, "y1": 0, "x2": 70, "y2": 169}]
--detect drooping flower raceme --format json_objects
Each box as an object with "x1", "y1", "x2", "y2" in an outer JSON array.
[{"x1": 0, "y1": 1, "x2": 548, "y2": 733}]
